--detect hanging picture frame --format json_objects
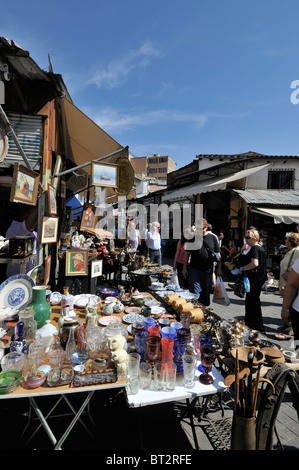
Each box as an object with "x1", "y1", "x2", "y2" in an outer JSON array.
[
  {"x1": 40, "y1": 216, "x2": 59, "y2": 244},
  {"x1": 47, "y1": 184, "x2": 57, "y2": 215},
  {"x1": 65, "y1": 249, "x2": 89, "y2": 276},
  {"x1": 92, "y1": 161, "x2": 118, "y2": 188},
  {"x1": 80, "y1": 203, "x2": 98, "y2": 232},
  {"x1": 91, "y1": 259, "x2": 103, "y2": 278},
  {"x1": 10, "y1": 163, "x2": 40, "y2": 206}
]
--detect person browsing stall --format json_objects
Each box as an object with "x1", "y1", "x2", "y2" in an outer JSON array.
[
  {"x1": 147, "y1": 221, "x2": 162, "y2": 266},
  {"x1": 182, "y1": 218, "x2": 221, "y2": 306},
  {"x1": 238, "y1": 228, "x2": 267, "y2": 333}
]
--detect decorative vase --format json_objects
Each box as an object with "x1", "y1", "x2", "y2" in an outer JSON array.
[
  {"x1": 10, "y1": 321, "x2": 29, "y2": 355},
  {"x1": 28, "y1": 286, "x2": 51, "y2": 329}
]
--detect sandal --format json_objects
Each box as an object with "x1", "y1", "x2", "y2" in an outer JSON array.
[{"x1": 274, "y1": 333, "x2": 293, "y2": 340}]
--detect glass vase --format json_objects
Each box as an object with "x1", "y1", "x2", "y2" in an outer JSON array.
[
  {"x1": 28, "y1": 286, "x2": 51, "y2": 329},
  {"x1": 10, "y1": 321, "x2": 29, "y2": 355},
  {"x1": 17, "y1": 307, "x2": 37, "y2": 341}
]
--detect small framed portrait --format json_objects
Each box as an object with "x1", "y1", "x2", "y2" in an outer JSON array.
[
  {"x1": 10, "y1": 162, "x2": 40, "y2": 206},
  {"x1": 66, "y1": 249, "x2": 89, "y2": 276},
  {"x1": 40, "y1": 216, "x2": 59, "y2": 244},
  {"x1": 47, "y1": 184, "x2": 57, "y2": 215},
  {"x1": 92, "y1": 161, "x2": 118, "y2": 188},
  {"x1": 44, "y1": 254, "x2": 52, "y2": 286},
  {"x1": 80, "y1": 203, "x2": 98, "y2": 232},
  {"x1": 91, "y1": 259, "x2": 103, "y2": 278}
]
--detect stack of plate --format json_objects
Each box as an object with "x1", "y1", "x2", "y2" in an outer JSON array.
[{"x1": 0, "y1": 369, "x2": 22, "y2": 394}]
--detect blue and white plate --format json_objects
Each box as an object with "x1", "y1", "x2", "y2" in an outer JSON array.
[{"x1": 0, "y1": 274, "x2": 35, "y2": 309}]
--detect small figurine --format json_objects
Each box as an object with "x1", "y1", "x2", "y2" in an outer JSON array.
[
  {"x1": 109, "y1": 334, "x2": 126, "y2": 351},
  {"x1": 111, "y1": 348, "x2": 128, "y2": 381}
]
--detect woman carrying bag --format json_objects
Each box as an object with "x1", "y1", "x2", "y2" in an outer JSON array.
[{"x1": 238, "y1": 229, "x2": 267, "y2": 333}]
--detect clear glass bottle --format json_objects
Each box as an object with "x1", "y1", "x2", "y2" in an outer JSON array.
[
  {"x1": 46, "y1": 333, "x2": 65, "y2": 368},
  {"x1": 65, "y1": 328, "x2": 77, "y2": 363}
]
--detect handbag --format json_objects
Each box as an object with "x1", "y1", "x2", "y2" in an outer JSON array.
[
  {"x1": 234, "y1": 274, "x2": 246, "y2": 298},
  {"x1": 213, "y1": 276, "x2": 230, "y2": 306},
  {"x1": 203, "y1": 239, "x2": 221, "y2": 262}
]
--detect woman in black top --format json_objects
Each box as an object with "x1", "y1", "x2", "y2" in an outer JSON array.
[{"x1": 238, "y1": 229, "x2": 267, "y2": 333}]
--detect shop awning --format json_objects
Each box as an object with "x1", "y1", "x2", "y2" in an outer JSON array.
[
  {"x1": 60, "y1": 98, "x2": 124, "y2": 170},
  {"x1": 161, "y1": 163, "x2": 270, "y2": 201},
  {"x1": 250, "y1": 206, "x2": 299, "y2": 224},
  {"x1": 57, "y1": 98, "x2": 128, "y2": 197}
]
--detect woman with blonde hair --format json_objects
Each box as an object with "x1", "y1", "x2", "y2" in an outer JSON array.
[{"x1": 238, "y1": 228, "x2": 267, "y2": 333}]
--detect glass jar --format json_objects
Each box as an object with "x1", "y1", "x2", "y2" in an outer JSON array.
[
  {"x1": 102, "y1": 321, "x2": 128, "y2": 349},
  {"x1": 17, "y1": 307, "x2": 37, "y2": 341}
]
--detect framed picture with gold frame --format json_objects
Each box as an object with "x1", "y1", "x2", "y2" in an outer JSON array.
[
  {"x1": 65, "y1": 249, "x2": 89, "y2": 276},
  {"x1": 91, "y1": 161, "x2": 118, "y2": 188},
  {"x1": 10, "y1": 163, "x2": 40, "y2": 206}
]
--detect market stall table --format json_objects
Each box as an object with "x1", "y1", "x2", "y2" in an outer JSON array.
[{"x1": 125, "y1": 362, "x2": 227, "y2": 450}]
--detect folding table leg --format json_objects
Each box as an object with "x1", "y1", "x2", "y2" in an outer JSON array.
[
  {"x1": 29, "y1": 397, "x2": 62, "y2": 449},
  {"x1": 54, "y1": 391, "x2": 95, "y2": 450}
]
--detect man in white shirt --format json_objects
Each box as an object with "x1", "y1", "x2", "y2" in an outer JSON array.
[{"x1": 147, "y1": 221, "x2": 162, "y2": 266}]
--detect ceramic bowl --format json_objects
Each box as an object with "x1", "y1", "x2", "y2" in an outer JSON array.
[
  {"x1": 100, "y1": 288, "x2": 118, "y2": 299},
  {"x1": 133, "y1": 297, "x2": 145, "y2": 307},
  {"x1": 26, "y1": 371, "x2": 46, "y2": 388},
  {"x1": 283, "y1": 350, "x2": 297, "y2": 362},
  {"x1": 50, "y1": 291, "x2": 62, "y2": 305}
]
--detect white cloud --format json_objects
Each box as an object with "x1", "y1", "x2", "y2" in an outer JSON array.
[
  {"x1": 87, "y1": 40, "x2": 162, "y2": 89},
  {"x1": 82, "y1": 106, "x2": 209, "y2": 133}
]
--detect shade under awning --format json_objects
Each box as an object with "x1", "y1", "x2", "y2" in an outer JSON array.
[
  {"x1": 250, "y1": 206, "x2": 299, "y2": 224},
  {"x1": 161, "y1": 163, "x2": 270, "y2": 201}
]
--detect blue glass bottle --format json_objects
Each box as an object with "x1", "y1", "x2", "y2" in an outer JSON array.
[{"x1": 10, "y1": 321, "x2": 29, "y2": 355}]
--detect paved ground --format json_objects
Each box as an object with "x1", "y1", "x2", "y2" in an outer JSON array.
[{"x1": 1, "y1": 266, "x2": 299, "y2": 453}]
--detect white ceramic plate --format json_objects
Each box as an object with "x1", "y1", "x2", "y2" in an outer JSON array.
[
  {"x1": 150, "y1": 306, "x2": 166, "y2": 315},
  {"x1": 98, "y1": 316, "x2": 121, "y2": 326},
  {"x1": 122, "y1": 313, "x2": 144, "y2": 324},
  {"x1": 144, "y1": 299, "x2": 161, "y2": 307},
  {"x1": 0, "y1": 274, "x2": 35, "y2": 309}
]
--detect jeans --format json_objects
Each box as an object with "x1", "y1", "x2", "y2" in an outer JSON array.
[
  {"x1": 188, "y1": 266, "x2": 212, "y2": 306},
  {"x1": 150, "y1": 250, "x2": 162, "y2": 266}
]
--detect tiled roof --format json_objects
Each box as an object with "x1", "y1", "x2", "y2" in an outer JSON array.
[{"x1": 196, "y1": 151, "x2": 299, "y2": 159}]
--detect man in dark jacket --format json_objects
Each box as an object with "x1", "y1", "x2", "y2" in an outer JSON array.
[{"x1": 182, "y1": 218, "x2": 221, "y2": 306}]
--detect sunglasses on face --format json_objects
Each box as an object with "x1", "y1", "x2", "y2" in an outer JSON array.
[{"x1": 245, "y1": 236, "x2": 252, "y2": 240}]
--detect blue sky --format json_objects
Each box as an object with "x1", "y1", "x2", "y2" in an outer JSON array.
[{"x1": 2, "y1": 0, "x2": 299, "y2": 169}]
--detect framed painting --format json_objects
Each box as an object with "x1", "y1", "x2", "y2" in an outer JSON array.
[
  {"x1": 65, "y1": 249, "x2": 89, "y2": 276},
  {"x1": 91, "y1": 161, "x2": 118, "y2": 188},
  {"x1": 47, "y1": 184, "x2": 57, "y2": 215},
  {"x1": 44, "y1": 254, "x2": 52, "y2": 286},
  {"x1": 10, "y1": 163, "x2": 40, "y2": 206},
  {"x1": 40, "y1": 216, "x2": 59, "y2": 244},
  {"x1": 80, "y1": 203, "x2": 98, "y2": 232},
  {"x1": 91, "y1": 259, "x2": 103, "y2": 278}
]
